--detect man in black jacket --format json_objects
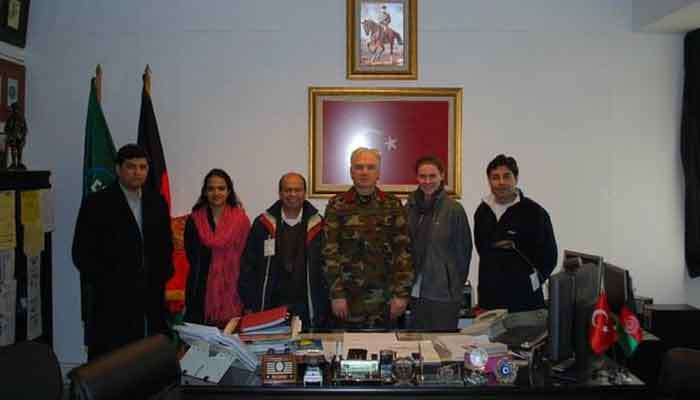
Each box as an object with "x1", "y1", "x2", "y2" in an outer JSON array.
[
  {"x1": 239, "y1": 173, "x2": 329, "y2": 329},
  {"x1": 72, "y1": 144, "x2": 173, "y2": 360},
  {"x1": 474, "y1": 154, "x2": 557, "y2": 312}
]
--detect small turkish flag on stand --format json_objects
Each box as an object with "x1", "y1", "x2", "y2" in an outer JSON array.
[{"x1": 589, "y1": 291, "x2": 618, "y2": 354}]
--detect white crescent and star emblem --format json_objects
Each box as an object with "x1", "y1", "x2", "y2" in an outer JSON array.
[
  {"x1": 384, "y1": 136, "x2": 398, "y2": 151},
  {"x1": 591, "y1": 309, "x2": 609, "y2": 331},
  {"x1": 90, "y1": 179, "x2": 104, "y2": 193}
]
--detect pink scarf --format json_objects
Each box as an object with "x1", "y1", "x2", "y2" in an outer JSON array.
[{"x1": 192, "y1": 206, "x2": 250, "y2": 327}]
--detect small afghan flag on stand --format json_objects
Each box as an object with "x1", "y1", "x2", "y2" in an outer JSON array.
[
  {"x1": 616, "y1": 302, "x2": 643, "y2": 357},
  {"x1": 590, "y1": 291, "x2": 618, "y2": 354},
  {"x1": 137, "y1": 65, "x2": 171, "y2": 211}
]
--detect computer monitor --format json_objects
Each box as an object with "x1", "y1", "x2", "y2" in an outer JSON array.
[
  {"x1": 547, "y1": 254, "x2": 603, "y2": 380},
  {"x1": 547, "y1": 271, "x2": 575, "y2": 363},
  {"x1": 563, "y1": 249, "x2": 604, "y2": 272},
  {"x1": 603, "y1": 262, "x2": 636, "y2": 315}
]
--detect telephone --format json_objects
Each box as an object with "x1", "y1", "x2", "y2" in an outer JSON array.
[
  {"x1": 460, "y1": 309, "x2": 508, "y2": 338},
  {"x1": 475, "y1": 309, "x2": 508, "y2": 323}
]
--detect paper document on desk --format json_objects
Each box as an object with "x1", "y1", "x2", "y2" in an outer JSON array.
[
  {"x1": 175, "y1": 323, "x2": 220, "y2": 342},
  {"x1": 180, "y1": 341, "x2": 235, "y2": 383},
  {"x1": 174, "y1": 322, "x2": 258, "y2": 371},
  {"x1": 218, "y1": 333, "x2": 258, "y2": 371},
  {"x1": 180, "y1": 341, "x2": 209, "y2": 378}
]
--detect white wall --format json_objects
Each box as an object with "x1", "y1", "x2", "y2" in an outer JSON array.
[{"x1": 22, "y1": 0, "x2": 696, "y2": 365}]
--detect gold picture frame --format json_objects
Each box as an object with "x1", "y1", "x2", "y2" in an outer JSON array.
[
  {"x1": 308, "y1": 87, "x2": 462, "y2": 198},
  {"x1": 0, "y1": 0, "x2": 29, "y2": 48},
  {"x1": 346, "y1": 0, "x2": 417, "y2": 80}
]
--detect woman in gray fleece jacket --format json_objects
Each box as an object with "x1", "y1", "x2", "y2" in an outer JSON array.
[{"x1": 406, "y1": 156, "x2": 473, "y2": 330}]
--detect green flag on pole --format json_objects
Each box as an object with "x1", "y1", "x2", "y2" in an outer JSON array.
[
  {"x1": 79, "y1": 72, "x2": 117, "y2": 346},
  {"x1": 82, "y1": 76, "x2": 116, "y2": 198}
]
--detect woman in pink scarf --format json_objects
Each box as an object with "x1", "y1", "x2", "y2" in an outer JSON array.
[{"x1": 184, "y1": 169, "x2": 250, "y2": 327}]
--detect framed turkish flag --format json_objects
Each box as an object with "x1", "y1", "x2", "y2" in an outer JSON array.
[{"x1": 308, "y1": 87, "x2": 462, "y2": 198}]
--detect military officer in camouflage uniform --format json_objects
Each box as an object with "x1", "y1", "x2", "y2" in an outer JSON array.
[{"x1": 322, "y1": 147, "x2": 415, "y2": 328}]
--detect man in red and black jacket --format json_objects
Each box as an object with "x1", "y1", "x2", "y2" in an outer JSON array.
[{"x1": 239, "y1": 173, "x2": 329, "y2": 329}]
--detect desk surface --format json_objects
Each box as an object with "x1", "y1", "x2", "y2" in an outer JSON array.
[
  {"x1": 184, "y1": 382, "x2": 648, "y2": 400},
  {"x1": 182, "y1": 331, "x2": 649, "y2": 400}
]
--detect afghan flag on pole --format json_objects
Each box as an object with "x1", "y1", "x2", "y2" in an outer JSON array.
[
  {"x1": 137, "y1": 66, "x2": 183, "y2": 316},
  {"x1": 590, "y1": 291, "x2": 618, "y2": 354},
  {"x1": 83, "y1": 72, "x2": 117, "y2": 197},
  {"x1": 616, "y1": 303, "x2": 643, "y2": 357},
  {"x1": 137, "y1": 65, "x2": 171, "y2": 211}
]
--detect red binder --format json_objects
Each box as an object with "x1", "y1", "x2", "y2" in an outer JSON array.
[{"x1": 239, "y1": 306, "x2": 288, "y2": 333}]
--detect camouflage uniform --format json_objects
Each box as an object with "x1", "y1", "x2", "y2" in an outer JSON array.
[{"x1": 322, "y1": 187, "x2": 414, "y2": 328}]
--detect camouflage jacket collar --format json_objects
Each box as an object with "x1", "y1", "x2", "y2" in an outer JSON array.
[{"x1": 343, "y1": 186, "x2": 387, "y2": 204}]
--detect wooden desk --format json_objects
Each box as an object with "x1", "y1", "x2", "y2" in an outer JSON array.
[{"x1": 181, "y1": 331, "x2": 650, "y2": 399}]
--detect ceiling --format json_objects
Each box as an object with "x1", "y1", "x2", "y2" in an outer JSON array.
[{"x1": 642, "y1": 0, "x2": 700, "y2": 33}]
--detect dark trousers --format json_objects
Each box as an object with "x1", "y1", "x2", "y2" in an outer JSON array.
[{"x1": 409, "y1": 297, "x2": 461, "y2": 331}]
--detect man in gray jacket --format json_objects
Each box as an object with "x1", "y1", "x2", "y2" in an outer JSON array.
[{"x1": 406, "y1": 156, "x2": 472, "y2": 330}]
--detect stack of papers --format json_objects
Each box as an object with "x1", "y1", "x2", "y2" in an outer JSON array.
[{"x1": 174, "y1": 322, "x2": 258, "y2": 372}]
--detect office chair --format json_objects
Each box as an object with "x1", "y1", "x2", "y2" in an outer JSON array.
[
  {"x1": 68, "y1": 334, "x2": 182, "y2": 400},
  {"x1": 658, "y1": 347, "x2": 700, "y2": 399},
  {"x1": 0, "y1": 340, "x2": 62, "y2": 400}
]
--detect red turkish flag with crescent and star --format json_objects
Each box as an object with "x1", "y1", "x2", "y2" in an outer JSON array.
[
  {"x1": 589, "y1": 291, "x2": 618, "y2": 354},
  {"x1": 322, "y1": 100, "x2": 450, "y2": 186}
]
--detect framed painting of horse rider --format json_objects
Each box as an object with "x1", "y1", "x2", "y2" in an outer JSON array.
[
  {"x1": 346, "y1": 0, "x2": 417, "y2": 80},
  {"x1": 308, "y1": 87, "x2": 463, "y2": 198}
]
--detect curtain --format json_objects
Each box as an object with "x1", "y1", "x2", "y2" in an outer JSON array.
[{"x1": 681, "y1": 29, "x2": 700, "y2": 278}]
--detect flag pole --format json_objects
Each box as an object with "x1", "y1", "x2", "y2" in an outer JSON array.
[
  {"x1": 143, "y1": 64, "x2": 151, "y2": 96},
  {"x1": 95, "y1": 64, "x2": 103, "y2": 104}
]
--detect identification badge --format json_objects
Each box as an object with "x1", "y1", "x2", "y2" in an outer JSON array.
[
  {"x1": 264, "y1": 238, "x2": 275, "y2": 257},
  {"x1": 530, "y1": 272, "x2": 540, "y2": 292}
]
